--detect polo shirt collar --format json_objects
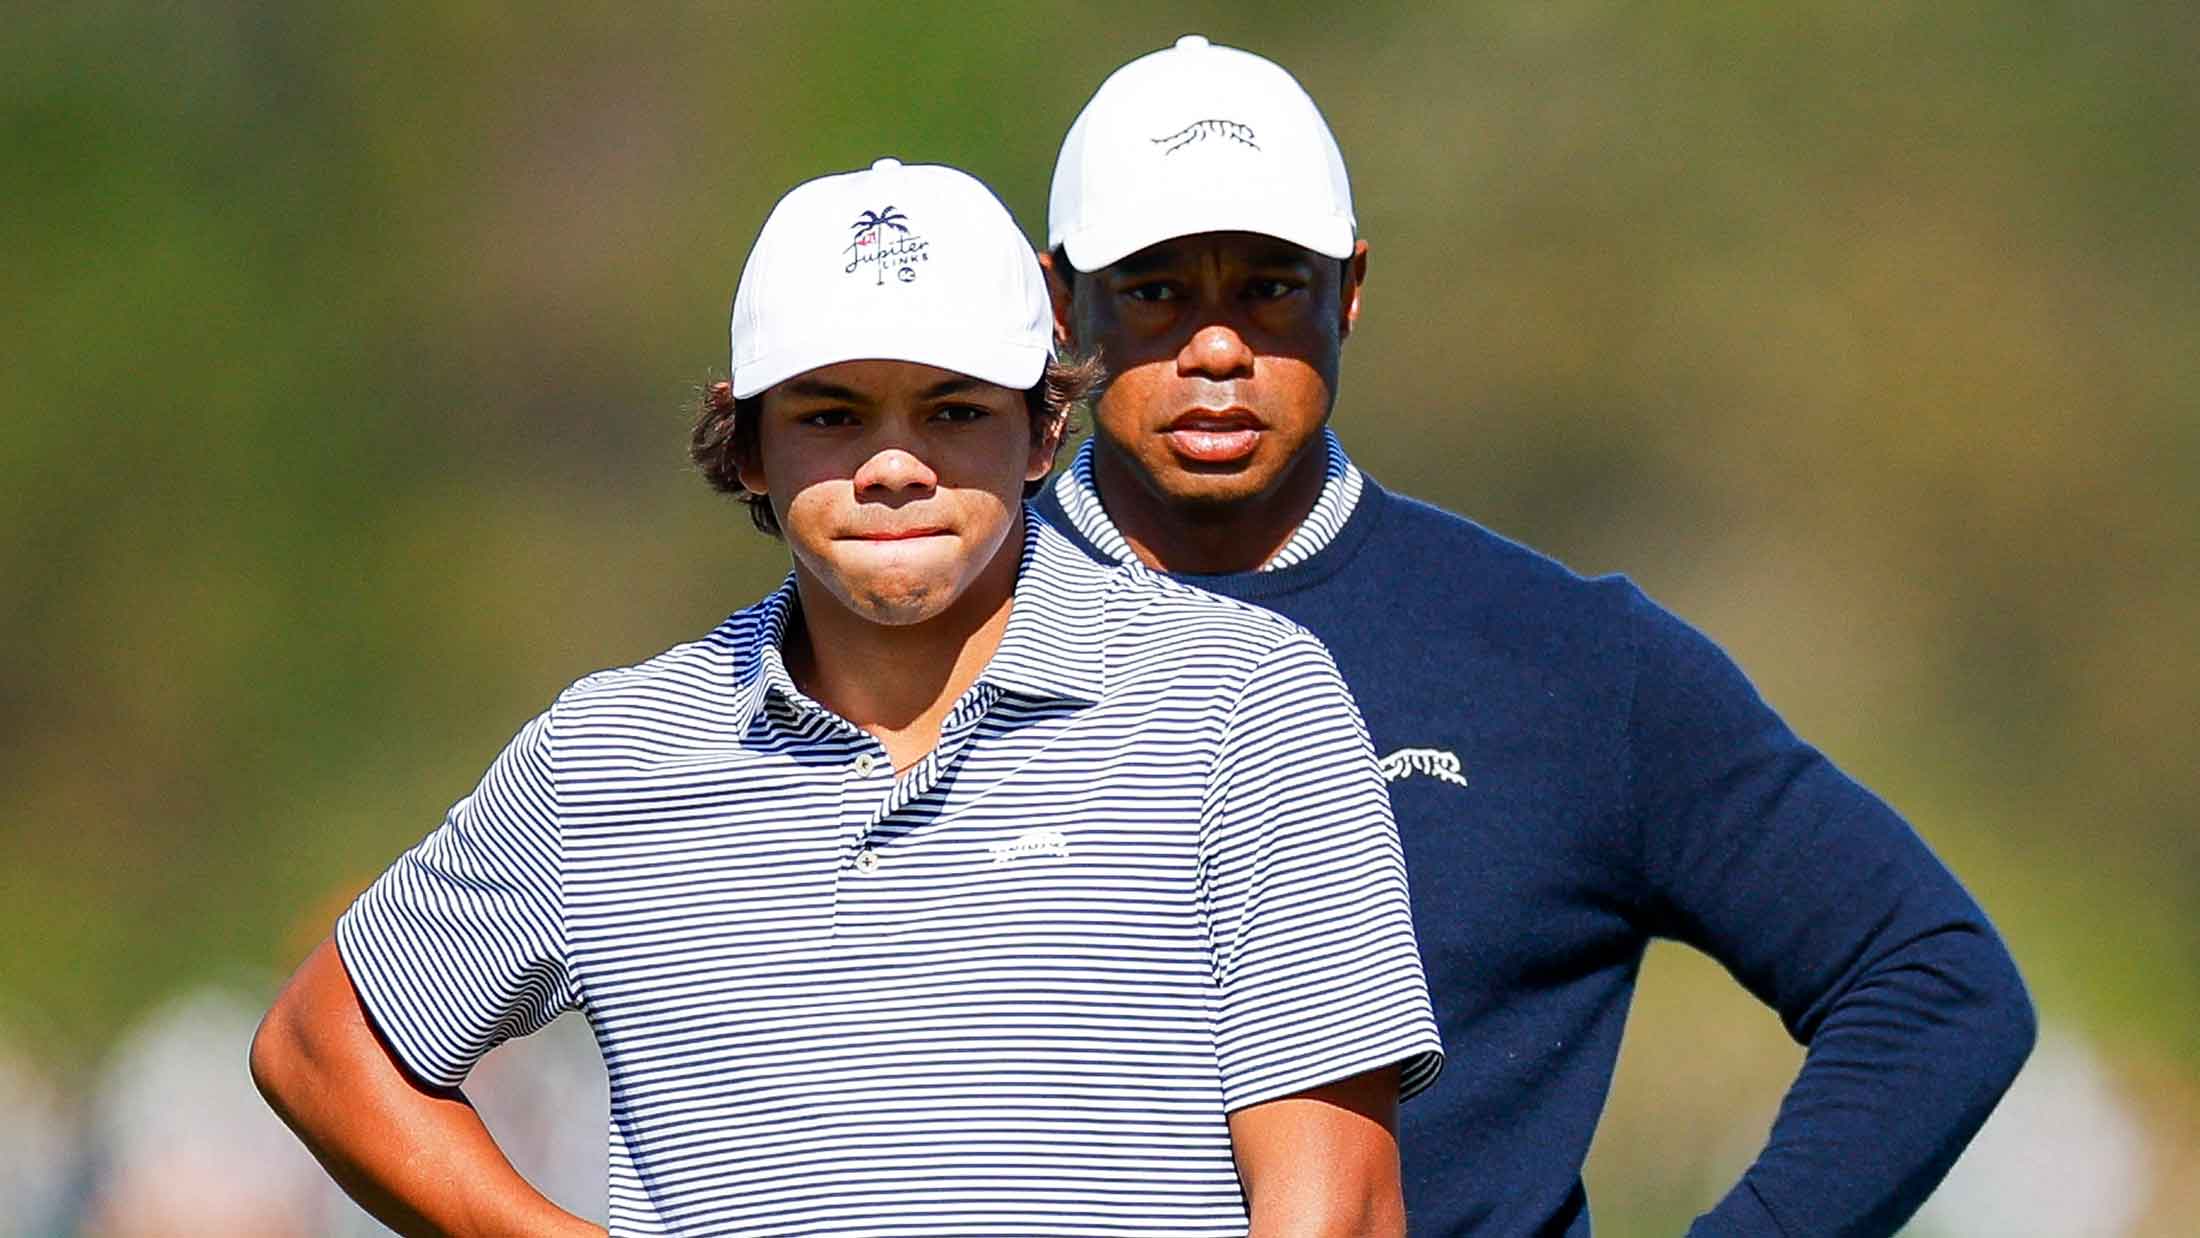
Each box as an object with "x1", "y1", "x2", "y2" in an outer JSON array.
[
  {"x1": 981, "y1": 514, "x2": 1109, "y2": 705},
  {"x1": 720, "y1": 582, "x2": 801, "y2": 739},
  {"x1": 724, "y1": 510, "x2": 1109, "y2": 736}
]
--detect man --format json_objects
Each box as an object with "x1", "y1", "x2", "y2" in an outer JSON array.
[
  {"x1": 1033, "y1": 36, "x2": 2035, "y2": 1237},
  {"x1": 251, "y1": 158, "x2": 1442, "y2": 1236}
]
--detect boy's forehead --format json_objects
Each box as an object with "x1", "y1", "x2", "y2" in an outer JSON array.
[{"x1": 769, "y1": 361, "x2": 1005, "y2": 404}]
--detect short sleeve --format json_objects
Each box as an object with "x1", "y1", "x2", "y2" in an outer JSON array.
[
  {"x1": 1200, "y1": 630, "x2": 1444, "y2": 1112},
  {"x1": 335, "y1": 709, "x2": 576, "y2": 1089}
]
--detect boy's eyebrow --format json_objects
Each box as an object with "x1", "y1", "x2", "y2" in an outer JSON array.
[
  {"x1": 778, "y1": 378, "x2": 867, "y2": 402},
  {"x1": 916, "y1": 376, "x2": 989, "y2": 401},
  {"x1": 778, "y1": 376, "x2": 994, "y2": 402}
]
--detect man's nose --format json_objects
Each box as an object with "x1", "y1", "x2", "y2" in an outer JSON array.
[
  {"x1": 1177, "y1": 322, "x2": 1255, "y2": 381},
  {"x1": 853, "y1": 446, "x2": 938, "y2": 497}
]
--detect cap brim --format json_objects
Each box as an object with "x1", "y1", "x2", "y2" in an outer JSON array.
[
  {"x1": 732, "y1": 325, "x2": 1050, "y2": 400},
  {"x1": 1061, "y1": 203, "x2": 1354, "y2": 272}
]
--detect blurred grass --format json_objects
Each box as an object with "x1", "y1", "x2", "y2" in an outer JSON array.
[{"x1": 4, "y1": 0, "x2": 2196, "y2": 1226}]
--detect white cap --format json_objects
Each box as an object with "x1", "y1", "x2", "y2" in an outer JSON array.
[
  {"x1": 729, "y1": 158, "x2": 1052, "y2": 399},
  {"x1": 1048, "y1": 34, "x2": 1354, "y2": 272}
]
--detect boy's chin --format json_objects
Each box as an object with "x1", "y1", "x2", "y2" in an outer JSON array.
[
  {"x1": 829, "y1": 571, "x2": 966, "y2": 628},
  {"x1": 846, "y1": 595, "x2": 952, "y2": 628},
  {"x1": 796, "y1": 524, "x2": 1015, "y2": 628}
]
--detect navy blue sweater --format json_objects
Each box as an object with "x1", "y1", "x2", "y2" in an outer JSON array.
[{"x1": 1035, "y1": 479, "x2": 2033, "y2": 1237}]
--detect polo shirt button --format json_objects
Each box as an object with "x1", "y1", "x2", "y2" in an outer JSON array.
[
  {"x1": 853, "y1": 754, "x2": 876, "y2": 777},
  {"x1": 854, "y1": 848, "x2": 881, "y2": 874}
]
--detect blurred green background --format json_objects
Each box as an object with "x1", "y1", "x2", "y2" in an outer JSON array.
[{"x1": 5, "y1": 2, "x2": 2195, "y2": 1233}]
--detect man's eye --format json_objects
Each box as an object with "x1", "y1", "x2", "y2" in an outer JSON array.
[
  {"x1": 798, "y1": 409, "x2": 858, "y2": 427},
  {"x1": 1124, "y1": 282, "x2": 1180, "y2": 303},
  {"x1": 935, "y1": 404, "x2": 990, "y2": 424},
  {"x1": 1247, "y1": 278, "x2": 1300, "y2": 299}
]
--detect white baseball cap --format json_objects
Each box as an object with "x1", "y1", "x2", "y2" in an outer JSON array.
[
  {"x1": 729, "y1": 158, "x2": 1052, "y2": 399},
  {"x1": 1048, "y1": 34, "x2": 1355, "y2": 272}
]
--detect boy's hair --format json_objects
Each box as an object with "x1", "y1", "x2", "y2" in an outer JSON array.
[{"x1": 690, "y1": 354, "x2": 1103, "y2": 536}]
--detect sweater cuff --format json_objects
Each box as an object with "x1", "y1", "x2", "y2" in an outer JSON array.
[{"x1": 1688, "y1": 1180, "x2": 1787, "y2": 1238}]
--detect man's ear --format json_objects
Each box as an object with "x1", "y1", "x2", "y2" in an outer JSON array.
[
  {"x1": 1339, "y1": 238, "x2": 1369, "y2": 341},
  {"x1": 1037, "y1": 247, "x2": 1078, "y2": 348}
]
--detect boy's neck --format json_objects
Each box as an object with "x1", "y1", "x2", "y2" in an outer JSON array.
[{"x1": 783, "y1": 517, "x2": 1024, "y2": 773}]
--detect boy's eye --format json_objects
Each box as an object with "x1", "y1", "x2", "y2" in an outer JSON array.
[
  {"x1": 935, "y1": 404, "x2": 990, "y2": 424},
  {"x1": 1124, "y1": 281, "x2": 1181, "y2": 303},
  {"x1": 798, "y1": 409, "x2": 858, "y2": 427},
  {"x1": 1247, "y1": 277, "x2": 1300, "y2": 299}
]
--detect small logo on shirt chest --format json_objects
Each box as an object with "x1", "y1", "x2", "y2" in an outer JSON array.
[
  {"x1": 988, "y1": 828, "x2": 1071, "y2": 864},
  {"x1": 1379, "y1": 748, "x2": 1468, "y2": 787}
]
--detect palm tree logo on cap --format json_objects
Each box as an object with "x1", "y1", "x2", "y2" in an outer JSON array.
[
  {"x1": 842, "y1": 206, "x2": 927, "y2": 283},
  {"x1": 850, "y1": 206, "x2": 910, "y2": 249}
]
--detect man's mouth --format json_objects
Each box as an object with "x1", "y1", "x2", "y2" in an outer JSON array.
[{"x1": 1163, "y1": 408, "x2": 1263, "y2": 465}]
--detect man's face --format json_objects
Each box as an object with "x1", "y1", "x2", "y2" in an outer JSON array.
[
  {"x1": 1056, "y1": 231, "x2": 1365, "y2": 512},
  {"x1": 740, "y1": 360, "x2": 1057, "y2": 626}
]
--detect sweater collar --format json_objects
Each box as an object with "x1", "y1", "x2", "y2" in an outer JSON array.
[{"x1": 1047, "y1": 429, "x2": 1364, "y2": 570}]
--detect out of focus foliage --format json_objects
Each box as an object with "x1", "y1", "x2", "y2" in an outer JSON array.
[{"x1": 5, "y1": 2, "x2": 2195, "y2": 1232}]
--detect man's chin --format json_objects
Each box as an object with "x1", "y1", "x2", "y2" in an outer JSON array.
[{"x1": 1144, "y1": 464, "x2": 1284, "y2": 515}]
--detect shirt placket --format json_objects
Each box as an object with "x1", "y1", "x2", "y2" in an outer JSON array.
[
  {"x1": 832, "y1": 684, "x2": 1003, "y2": 935},
  {"x1": 828, "y1": 729, "x2": 891, "y2": 934}
]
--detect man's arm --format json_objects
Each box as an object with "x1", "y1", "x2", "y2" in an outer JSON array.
[
  {"x1": 1230, "y1": 1067, "x2": 1406, "y2": 1238},
  {"x1": 250, "y1": 938, "x2": 603, "y2": 1238},
  {"x1": 1622, "y1": 588, "x2": 2035, "y2": 1237}
]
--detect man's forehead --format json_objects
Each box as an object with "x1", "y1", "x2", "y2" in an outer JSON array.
[{"x1": 1106, "y1": 232, "x2": 1323, "y2": 275}]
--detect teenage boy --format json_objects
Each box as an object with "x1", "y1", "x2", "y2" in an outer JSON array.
[
  {"x1": 1032, "y1": 36, "x2": 2034, "y2": 1238},
  {"x1": 252, "y1": 159, "x2": 1441, "y2": 1237}
]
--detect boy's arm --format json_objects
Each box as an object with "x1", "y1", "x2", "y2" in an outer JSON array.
[
  {"x1": 250, "y1": 937, "x2": 603, "y2": 1238},
  {"x1": 1230, "y1": 1066, "x2": 1406, "y2": 1238},
  {"x1": 1203, "y1": 628, "x2": 1441, "y2": 1233}
]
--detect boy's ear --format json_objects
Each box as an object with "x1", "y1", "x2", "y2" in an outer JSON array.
[
  {"x1": 733, "y1": 399, "x2": 768, "y2": 496},
  {"x1": 736, "y1": 456, "x2": 768, "y2": 497},
  {"x1": 1026, "y1": 408, "x2": 1067, "y2": 484}
]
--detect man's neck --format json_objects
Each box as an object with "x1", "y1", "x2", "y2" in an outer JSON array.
[
  {"x1": 1090, "y1": 438, "x2": 1328, "y2": 575},
  {"x1": 783, "y1": 520, "x2": 1022, "y2": 771}
]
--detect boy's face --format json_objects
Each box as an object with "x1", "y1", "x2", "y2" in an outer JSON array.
[{"x1": 741, "y1": 360, "x2": 1058, "y2": 626}]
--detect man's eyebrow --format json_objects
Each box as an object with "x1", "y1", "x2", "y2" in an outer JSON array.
[
  {"x1": 777, "y1": 378, "x2": 867, "y2": 402},
  {"x1": 1107, "y1": 244, "x2": 1318, "y2": 278},
  {"x1": 1107, "y1": 248, "x2": 1189, "y2": 278},
  {"x1": 1243, "y1": 245, "x2": 1319, "y2": 270}
]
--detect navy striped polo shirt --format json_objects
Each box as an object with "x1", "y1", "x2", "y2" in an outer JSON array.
[{"x1": 336, "y1": 515, "x2": 1442, "y2": 1237}]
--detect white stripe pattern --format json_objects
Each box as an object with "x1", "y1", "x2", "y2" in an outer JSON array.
[
  {"x1": 337, "y1": 516, "x2": 1439, "y2": 1237},
  {"x1": 1050, "y1": 429, "x2": 1364, "y2": 569}
]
